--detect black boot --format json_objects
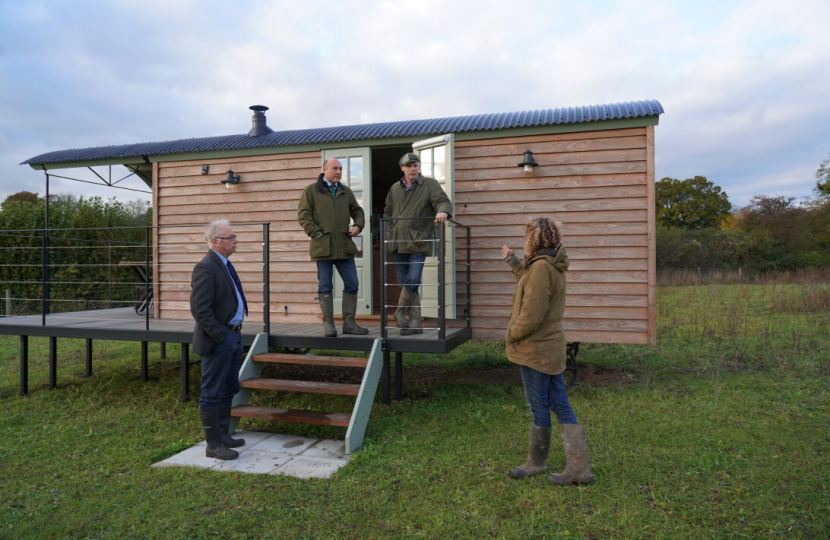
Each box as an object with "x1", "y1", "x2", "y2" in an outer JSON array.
[
  {"x1": 200, "y1": 409, "x2": 238, "y2": 460},
  {"x1": 218, "y1": 402, "x2": 245, "y2": 448}
]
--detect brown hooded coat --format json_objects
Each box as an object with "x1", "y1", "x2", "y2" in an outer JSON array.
[{"x1": 505, "y1": 247, "x2": 569, "y2": 375}]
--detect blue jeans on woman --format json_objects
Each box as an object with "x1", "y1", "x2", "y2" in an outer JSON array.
[
  {"x1": 392, "y1": 253, "x2": 426, "y2": 294},
  {"x1": 520, "y1": 365, "x2": 578, "y2": 428}
]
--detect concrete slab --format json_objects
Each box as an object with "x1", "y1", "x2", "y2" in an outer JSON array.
[
  {"x1": 152, "y1": 432, "x2": 351, "y2": 478},
  {"x1": 248, "y1": 433, "x2": 318, "y2": 455},
  {"x1": 274, "y1": 455, "x2": 351, "y2": 479},
  {"x1": 211, "y1": 450, "x2": 293, "y2": 474}
]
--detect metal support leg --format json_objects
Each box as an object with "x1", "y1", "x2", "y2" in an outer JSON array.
[
  {"x1": 180, "y1": 344, "x2": 190, "y2": 402},
  {"x1": 49, "y1": 337, "x2": 57, "y2": 389},
  {"x1": 141, "y1": 341, "x2": 149, "y2": 382},
  {"x1": 395, "y1": 351, "x2": 403, "y2": 401},
  {"x1": 85, "y1": 339, "x2": 93, "y2": 378},
  {"x1": 382, "y1": 350, "x2": 390, "y2": 405},
  {"x1": 20, "y1": 335, "x2": 28, "y2": 396},
  {"x1": 160, "y1": 342, "x2": 167, "y2": 359}
]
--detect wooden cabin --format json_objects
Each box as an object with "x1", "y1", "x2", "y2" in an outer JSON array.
[{"x1": 23, "y1": 100, "x2": 663, "y2": 346}]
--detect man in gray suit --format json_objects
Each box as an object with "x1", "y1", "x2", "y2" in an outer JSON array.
[{"x1": 190, "y1": 219, "x2": 247, "y2": 460}]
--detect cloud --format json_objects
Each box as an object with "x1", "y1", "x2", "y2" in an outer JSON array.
[{"x1": 1, "y1": 0, "x2": 829, "y2": 207}]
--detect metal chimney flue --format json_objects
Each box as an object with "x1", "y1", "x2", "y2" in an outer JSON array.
[{"x1": 248, "y1": 105, "x2": 274, "y2": 137}]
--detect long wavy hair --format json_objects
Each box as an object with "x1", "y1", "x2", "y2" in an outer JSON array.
[{"x1": 524, "y1": 217, "x2": 562, "y2": 259}]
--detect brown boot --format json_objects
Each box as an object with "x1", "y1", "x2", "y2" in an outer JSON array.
[
  {"x1": 508, "y1": 425, "x2": 550, "y2": 478},
  {"x1": 342, "y1": 292, "x2": 369, "y2": 335},
  {"x1": 318, "y1": 292, "x2": 337, "y2": 337},
  {"x1": 547, "y1": 424, "x2": 594, "y2": 485}
]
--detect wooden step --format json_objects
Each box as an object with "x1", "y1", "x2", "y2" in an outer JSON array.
[
  {"x1": 231, "y1": 405, "x2": 351, "y2": 427},
  {"x1": 240, "y1": 377, "x2": 360, "y2": 395},
  {"x1": 252, "y1": 352, "x2": 368, "y2": 368}
]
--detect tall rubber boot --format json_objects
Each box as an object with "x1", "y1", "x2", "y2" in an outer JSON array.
[
  {"x1": 200, "y1": 409, "x2": 238, "y2": 460},
  {"x1": 218, "y1": 401, "x2": 245, "y2": 448},
  {"x1": 394, "y1": 289, "x2": 411, "y2": 329},
  {"x1": 318, "y1": 292, "x2": 337, "y2": 337},
  {"x1": 408, "y1": 291, "x2": 423, "y2": 335},
  {"x1": 508, "y1": 424, "x2": 550, "y2": 478},
  {"x1": 547, "y1": 424, "x2": 595, "y2": 485},
  {"x1": 342, "y1": 292, "x2": 369, "y2": 335}
]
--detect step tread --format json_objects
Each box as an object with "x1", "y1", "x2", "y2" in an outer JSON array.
[
  {"x1": 231, "y1": 405, "x2": 351, "y2": 427},
  {"x1": 240, "y1": 377, "x2": 360, "y2": 395},
  {"x1": 253, "y1": 352, "x2": 368, "y2": 368}
]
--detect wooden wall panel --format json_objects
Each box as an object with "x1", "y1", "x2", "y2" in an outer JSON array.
[
  {"x1": 453, "y1": 127, "x2": 652, "y2": 345},
  {"x1": 154, "y1": 151, "x2": 321, "y2": 322}
]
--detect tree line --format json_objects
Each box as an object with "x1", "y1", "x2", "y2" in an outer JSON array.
[
  {"x1": 656, "y1": 154, "x2": 830, "y2": 272},
  {"x1": 0, "y1": 192, "x2": 151, "y2": 314}
]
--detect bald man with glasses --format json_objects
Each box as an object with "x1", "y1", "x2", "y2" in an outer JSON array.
[{"x1": 190, "y1": 219, "x2": 248, "y2": 460}]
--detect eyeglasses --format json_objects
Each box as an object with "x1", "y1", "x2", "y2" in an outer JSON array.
[{"x1": 214, "y1": 235, "x2": 238, "y2": 241}]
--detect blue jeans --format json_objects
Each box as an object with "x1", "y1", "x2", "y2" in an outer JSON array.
[
  {"x1": 392, "y1": 253, "x2": 426, "y2": 294},
  {"x1": 520, "y1": 365, "x2": 578, "y2": 428},
  {"x1": 198, "y1": 329, "x2": 244, "y2": 413},
  {"x1": 317, "y1": 259, "x2": 359, "y2": 294}
]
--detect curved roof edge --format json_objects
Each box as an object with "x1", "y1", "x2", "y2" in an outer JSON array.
[{"x1": 23, "y1": 99, "x2": 663, "y2": 166}]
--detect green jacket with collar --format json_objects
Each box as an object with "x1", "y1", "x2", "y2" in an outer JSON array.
[
  {"x1": 382, "y1": 174, "x2": 453, "y2": 255},
  {"x1": 298, "y1": 174, "x2": 365, "y2": 261}
]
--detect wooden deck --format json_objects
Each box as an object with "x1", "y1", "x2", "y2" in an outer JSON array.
[{"x1": 0, "y1": 308, "x2": 472, "y2": 354}]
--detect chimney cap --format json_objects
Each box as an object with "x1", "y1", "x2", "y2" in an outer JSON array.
[{"x1": 249, "y1": 105, "x2": 269, "y2": 113}]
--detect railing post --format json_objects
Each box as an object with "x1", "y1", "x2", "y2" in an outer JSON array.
[
  {"x1": 438, "y1": 221, "x2": 446, "y2": 340},
  {"x1": 41, "y1": 229, "x2": 47, "y2": 326},
  {"x1": 380, "y1": 218, "x2": 388, "y2": 340},
  {"x1": 107, "y1": 240, "x2": 112, "y2": 309},
  {"x1": 145, "y1": 226, "x2": 150, "y2": 330},
  {"x1": 263, "y1": 223, "x2": 270, "y2": 336}
]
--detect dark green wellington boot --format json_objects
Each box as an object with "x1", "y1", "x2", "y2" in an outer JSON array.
[
  {"x1": 318, "y1": 292, "x2": 337, "y2": 337},
  {"x1": 200, "y1": 409, "x2": 238, "y2": 460},
  {"x1": 218, "y1": 401, "x2": 245, "y2": 448},
  {"x1": 547, "y1": 424, "x2": 595, "y2": 485},
  {"x1": 342, "y1": 292, "x2": 369, "y2": 335}
]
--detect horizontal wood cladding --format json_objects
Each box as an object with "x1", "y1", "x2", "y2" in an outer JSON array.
[
  {"x1": 152, "y1": 127, "x2": 655, "y2": 345},
  {"x1": 453, "y1": 128, "x2": 652, "y2": 345},
  {"x1": 155, "y1": 150, "x2": 321, "y2": 321}
]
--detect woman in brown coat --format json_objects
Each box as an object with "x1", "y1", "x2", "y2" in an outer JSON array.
[{"x1": 502, "y1": 217, "x2": 594, "y2": 485}]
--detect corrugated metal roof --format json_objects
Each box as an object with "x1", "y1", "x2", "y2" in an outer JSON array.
[{"x1": 22, "y1": 99, "x2": 663, "y2": 166}]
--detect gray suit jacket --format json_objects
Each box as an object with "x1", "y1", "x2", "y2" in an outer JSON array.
[{"x1": 190, "y1": 250, "x2": 240, "y2": 355}]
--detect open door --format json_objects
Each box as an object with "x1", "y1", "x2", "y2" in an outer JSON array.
[
  {"x1": 413, "y1": 134, "x2": 456, "y2": 319},
  {"x1": 322, "y1": 148, "x2": 372, "y2": 315}
]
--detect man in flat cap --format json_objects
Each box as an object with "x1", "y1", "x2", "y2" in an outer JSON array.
[{"x1": 383, "y1": 152, "x2": 452, "y2": 335}]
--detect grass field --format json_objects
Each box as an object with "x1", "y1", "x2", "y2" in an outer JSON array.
[{"x1": 0, "y1": 282, "x2": 827, "y2": 539}]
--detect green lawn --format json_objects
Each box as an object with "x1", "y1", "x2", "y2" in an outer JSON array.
[{"x1": 0, "y1": 283, "x2": 827, "y2": 539}]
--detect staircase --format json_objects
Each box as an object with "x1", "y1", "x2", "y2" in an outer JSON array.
[{"x1": 228, "y1": 334, "x2": 383, "y2": 454}]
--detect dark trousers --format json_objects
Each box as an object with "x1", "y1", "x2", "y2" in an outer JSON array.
[
  {"x1": 316, "y1": 259, "x2": 359, "y2": 294},
  {"x1": 198, "y1": 328, "x2": 244, "y2": 413},
  {"x1": 392, "y1": 253, "x2": 426, "y2": 294},
  {"x1": 520, "y1": 365, "x2": 578, "y2": 428}
]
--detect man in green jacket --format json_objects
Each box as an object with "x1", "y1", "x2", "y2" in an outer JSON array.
[
  {"x1": 298, "y1": 158, "x2": 368, "y2": 337},
  {"x1": 383, "y1": 152, "x2": 453, "y2": 335}
]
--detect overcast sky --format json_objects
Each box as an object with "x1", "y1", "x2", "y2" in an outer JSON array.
[{"x1": 1, "y1": 0, "x2": 828, "y2": 208}]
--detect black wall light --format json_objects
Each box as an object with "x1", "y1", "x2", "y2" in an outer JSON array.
[
  {"x1": 221, "y1": 169, "x2": 240, "y2": 188},
  {"x1": 518, "y1": 149, "x2": 538, "y2": 173}
]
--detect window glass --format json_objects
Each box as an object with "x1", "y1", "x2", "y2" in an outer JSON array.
[
  {"x1": 421, "y1": 148, "x2": 434, "y2": 178},
  {"x1": 433, "y1": 146, "x2": 446, "y2": 182},
  {"x1": 350, "y1": 157, "x2": 363, "y2": 191}
]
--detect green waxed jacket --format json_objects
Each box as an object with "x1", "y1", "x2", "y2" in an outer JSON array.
[
  {"x1": 505, "y1": 247, "x2": 569, "y2": 375},
  {"x1": 383, "y1": 175, "x2": 453, "y2": 255},
  {"x1": 298, "y1": 174, "x2": 366, "y2": 261}
]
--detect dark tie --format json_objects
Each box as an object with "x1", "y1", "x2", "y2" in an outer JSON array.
[
  {"x1": 330, "y1": 183, "x2": 338, "y2": 198},
  {"x1": 226, "y1": 260, "x2": 248, "y2": 315}
]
